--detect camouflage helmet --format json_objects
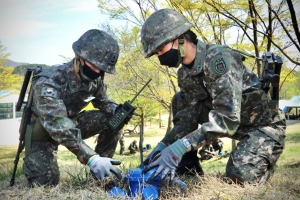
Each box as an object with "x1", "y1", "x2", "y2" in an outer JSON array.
[
  {"x1": 141, "y1": 9, "x2": 193, "y2": 58},
  {"x1": 72, "y1": 29, "x2": 119, "y2": 74}
]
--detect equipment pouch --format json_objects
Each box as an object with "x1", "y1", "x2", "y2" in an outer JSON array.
[
  {"x1": 32, "y1": 119, "x2": 51, "y2": 141},
  {"x1": 25, "y1": 124, "x2": 33, "y2": 155}
]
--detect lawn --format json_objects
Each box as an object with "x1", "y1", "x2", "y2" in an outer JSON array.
[{"x1": 0, "y1": 122, "x2": 299, "y2": 199}]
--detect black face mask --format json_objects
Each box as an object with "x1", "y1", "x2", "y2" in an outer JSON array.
[
  {"x1": 79, "y1": 62, "x2": 102, "y2": 82},
  {"x1": 158, "y1": 48, "x2": 182, "y2": 68}
]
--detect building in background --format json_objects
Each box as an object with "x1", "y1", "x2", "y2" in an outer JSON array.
[
  {"x1": 0, "y1": 91, "x2": 23, "y2": 145},
  {"x1": 279, "y1": 96, "x2": 300, "y2": 121}
]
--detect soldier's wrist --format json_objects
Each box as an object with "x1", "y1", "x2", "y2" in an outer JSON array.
[
  {"x1": 87, "y1": 155, "x2": 100, "y2": 167},
  {"x1": 156, "y1": 142, "x2": 166, "y2": 150},
  {"x1": 180, "y1": 138, "x2": 192, "y2": 152}
]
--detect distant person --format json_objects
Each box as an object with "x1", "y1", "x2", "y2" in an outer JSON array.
[
  {"x1": 21, "y1": 29, "x2": 132, "y2": 186},
  {"x1": 141, "y1": 9, "x2": 286, "y2": 184},
  {"x1": 119, "y1": 131, "x2": 125, "y2": 155},
  {"x1": 211, "y1": 139, "x2": 224, "y2": 155},
  {"x1": 128, "y1": 140, "x2": 139, "y2": 154},
  {"x1": 199, "y1": 144, "x2": 216, "y2": 161}
]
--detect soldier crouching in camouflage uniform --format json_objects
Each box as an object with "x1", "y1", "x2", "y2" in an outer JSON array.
[
  {"x1": 22, "y1": 29, "x2": 131, "y2": 186},
  {"x1": 141, "y1": 9, "x2": 286, "y2": 184},
  {"x1": 128, "y1": 140, "x2": 139, "y2": 154}
]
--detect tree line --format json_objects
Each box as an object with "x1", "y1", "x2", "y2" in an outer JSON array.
[
  {"x1": 1, "y1": 0, "x2": 299, "y2": 134},
  {"x1": 97, "y1": 0, "x2": 300, "y2": 133}
]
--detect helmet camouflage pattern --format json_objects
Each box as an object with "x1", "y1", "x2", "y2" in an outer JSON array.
[
  {"x1": 141, "y1": 8, "x2": 193, "y2": 58},
  {"x1": 72, "y1": 29, "x2": 119, "y2": 74}
]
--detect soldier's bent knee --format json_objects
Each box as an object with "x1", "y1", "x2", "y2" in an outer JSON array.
[
  {"x1": 23, "y1": 141, "x2": 60, "y2": 186},
  {"x1": 226, "y1": 155, "x2": 271, "y2": 184}
]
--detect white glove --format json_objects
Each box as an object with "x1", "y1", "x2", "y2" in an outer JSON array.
[{"x1": 87, "y1": 155, "x2": 122, "y2": 180}]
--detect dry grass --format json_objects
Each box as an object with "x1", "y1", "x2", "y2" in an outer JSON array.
[{"x1": 0, "y1": 122, "x2": 300, "y2": 199}]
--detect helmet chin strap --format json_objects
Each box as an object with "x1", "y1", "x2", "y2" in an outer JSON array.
[
  {"x1": 75, "y1": 56, "x2": 81, "y2": 73},
  {"x1": 178, "y1": 37, "x2": 185, "y2": 58}
]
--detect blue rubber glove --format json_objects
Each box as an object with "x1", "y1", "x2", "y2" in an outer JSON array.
[
  {"x1": 142, "y1": 139, "x2": 188, "y2": 182},
  {"x1": 87, "y1": 155, "x2": 122, "y2": 180},
  {"x1": 143, "y1": 142, "x2": 166, "y2": 166}
]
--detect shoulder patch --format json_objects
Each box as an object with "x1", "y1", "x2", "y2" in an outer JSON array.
[
  {"x1": 41, "y1": 87, "x2": 58, "y2": 98},
  {"x1": 211, "y1": 56, "x2": 229, "y2": 75}
]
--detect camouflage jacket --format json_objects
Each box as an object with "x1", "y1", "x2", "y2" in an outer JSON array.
[
  {"x1": 31, "y1": 59, "x2": 117, "y2": 164},
  {"x1": 167, "y1": 41, "x2": 283, "y2": 150}
]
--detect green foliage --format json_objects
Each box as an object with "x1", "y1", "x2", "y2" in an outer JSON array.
[
  {"x1": 57, "y1": 149, "x2": 77, "y2": 161},
  {"x1": 273, "y1": 126, "x2": 300, "y2": 167},
  {"x1": 12, "y1": 64, "x2": 52, "y2": 76},
  {"x1": 101, "y1": 24, "x2": 175, "y2": 132},
  {"x1": 0, "y1": 66, "x2": 23, "y2": 90},
  {"x1": 0, "y1": 123, "x2": 300, "y2": 199},
  {"x1": 0, "y1": 41, "x2": 10, "y2": 66},
  {"x1": 280, "y1": 70, "x2": 300, "y2": 99},
  {"x1": 167, "y1": 0, "x2": 240, "y2": 44},
  {"x1": 66, "y1": 165, "x2": 90, "y2": 187},
  {"x1": 116, "y1": 156, "x2": 141, "y2": 173},
  {"x1": 0, "y1": 163, "x2": 22, "y2": 181},
  {"x1": 0, "y1": 42, "x2": 23, "y2": 90},
  {"x1": 96, "y1": 1, "x2": 300, "y2": 132}
]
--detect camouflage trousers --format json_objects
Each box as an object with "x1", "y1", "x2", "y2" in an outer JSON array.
[
  {"x1": 23, "y1": 110, "x2": 122, "y2": 186},
  {"x1": 226, "y1": 126, "x2": 285, "y2": 184}
]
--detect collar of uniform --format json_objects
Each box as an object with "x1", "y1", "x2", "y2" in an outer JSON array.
[
  {"x1": 66, "y1": 59, "x2": 84, "y2": 93},
  {"x1": 66, "y1": 59, "x2": 99, "y2": 94},
  {"x1": 182, "y1": 40, "x2": 207, "y2": 76}
]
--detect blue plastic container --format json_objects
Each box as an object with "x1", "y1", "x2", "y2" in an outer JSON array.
[
  {"x1": 124, "y1": 166, "x2": 186, "y2": 198},
  {"x1": 142, "y1": 185, "x2": 159, "y2": 200},
  {"x1": 125, "y1": 168, "x2": 145, "y2": 197},
  {"x1": 146, "y1": 144, "x2": 151, "y2": 150},
  {"x1": 143, "y1": 167, "x2": 161, "y2": 189},
  {"x1": 125, "y1": 167, "x2": 161, "y2": 197},
  {"x1": 172, "y1": 177, "x2": 187, "y2": 193},
  {"x1": 109, "y1": 186, "x2": 127, "y2": 198}
]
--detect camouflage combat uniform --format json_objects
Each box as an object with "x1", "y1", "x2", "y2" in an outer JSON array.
[
  {"x1": 22, "y1": 60, "x2": 122, "y2": 186},
  {"x1": 140, "y1": 8, "x2": 286, "y2": 184},
  {"x1": 128, "y1": 140, "x2": 138, "y2": 154},
  {"x1": 164, "y1": 41, "x2": 286, "y2": 184},
  {"x1": 119, "y1": 131, "x2": 125, "y2": 155},
  {"x1": 211, "y1": 139, "x2": 224, "y2": 154}
]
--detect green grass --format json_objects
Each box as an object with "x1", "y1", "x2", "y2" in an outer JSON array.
[
  {"x1": 0, "y1": 122, "x2": 299, "y2": 199},
  {"x1": 57, "y1": 150, "x2": 77, "y2": 161}
]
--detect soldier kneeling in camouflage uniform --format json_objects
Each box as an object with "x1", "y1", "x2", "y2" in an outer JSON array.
[
  {"x1": 128, "y1": 140, "x2": 139, "y2": 154},
  {"x1": 22, "y1": 29, "x2": 131, "y2": 186},
  {"x1": 141, "y1": 9, "x2": 286, "y2": 184}
]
